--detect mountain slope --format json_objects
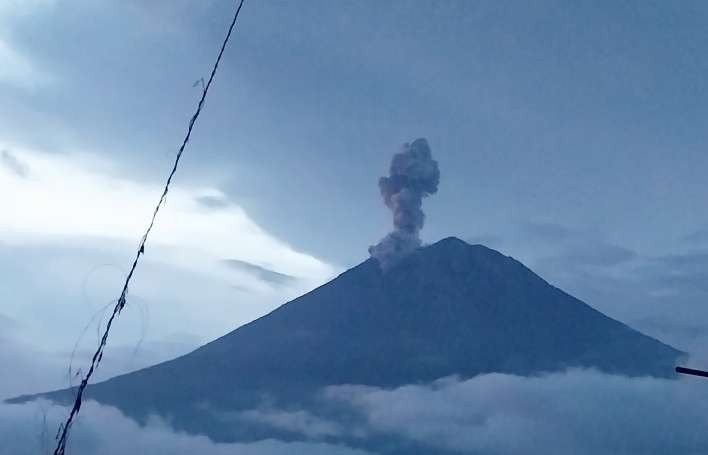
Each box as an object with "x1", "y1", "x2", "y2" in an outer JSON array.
[{"x1": 11, "y1": 237, "x2": 684, "y2": 442}]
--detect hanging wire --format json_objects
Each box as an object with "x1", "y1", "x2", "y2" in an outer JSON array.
[{"x1": 52, "y1": 1, "x2": 246, "y2": 453}]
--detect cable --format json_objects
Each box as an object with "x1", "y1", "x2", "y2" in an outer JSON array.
[{"x1": 52, "y1": 1, "x2": 246, "y2": 453}]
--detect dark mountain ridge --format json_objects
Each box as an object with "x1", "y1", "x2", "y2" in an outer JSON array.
[{"x1": 10, "y1": 237, "x2": 684, "y2": 446}]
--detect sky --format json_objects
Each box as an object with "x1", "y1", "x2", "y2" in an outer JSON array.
[{"x1": 3, "y1": 0, "x2": 708, "y2": 453}]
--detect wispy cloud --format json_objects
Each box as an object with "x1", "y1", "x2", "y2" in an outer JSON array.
[
  {"x1": 195, "y1": 194, "x2": 230, "y2": 209},
  {"x1": 0, "y1": 39, "x2": 48, "y2": 90},
  {"x1": 0, "y1": 145, "x2": 335, "y2": 287},
  {"x1": 237, "y1": 408, "x2": 346, "y2": 439},
  {"x1": 0, "y1": 1, "x2": 55, "y2": 90},
  {"x1": 0, "y1": 144, "x2": 338, "y2": 399},
  {"x1": 222, "y1": 259, "x2": 297, "y2": 287},
  {"x1": 0, "y1": 149, "x2": 28, "y2": 176}
]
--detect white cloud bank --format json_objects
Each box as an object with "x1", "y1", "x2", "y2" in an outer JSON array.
[
  {"x1": 0, "y1": 145, "x2": 335, "y2": 287},
  {"x1": 326, "y1": 369, "x2": 708, "y2": 454},
  {"x1": 6, "y1": 370, "x2": 708, "y2": 455},
  {"x1": 0, "y1": 400, "x2": 373, "y2": 455}
]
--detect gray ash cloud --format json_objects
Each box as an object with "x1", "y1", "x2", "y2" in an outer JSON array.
[{"x1": 369, "y1": 138, "x2": 440, "y2": 269}]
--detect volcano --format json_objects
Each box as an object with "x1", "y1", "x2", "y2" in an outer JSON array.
[{"x1": 11, "y1": 237, "x2": 684, "y2": 446}]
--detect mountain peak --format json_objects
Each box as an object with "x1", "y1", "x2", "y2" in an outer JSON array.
[
  {"x1": 402, "y1": 236, "x2": 512, "y2": 267},
  {"x1": 406, "y1": 236, "x2": 495, "y2": 258},
  {"x1": 381, "y1": 236, "x2": 535, "y2": 294},
  {"x1": 13, "y1": 237, "x2": 685, "y2": 443},
  {"x1": 434, "y1": 235, "x2": 470, "y2": 246}
]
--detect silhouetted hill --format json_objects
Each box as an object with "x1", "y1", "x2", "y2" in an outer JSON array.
[{"x1": 10, "y1": 237, "x2": 684, "y2": 449}]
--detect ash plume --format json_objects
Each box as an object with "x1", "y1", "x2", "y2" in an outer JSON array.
[{"x1": 369, "y1": 138, "x2": 440, "y2": 268}]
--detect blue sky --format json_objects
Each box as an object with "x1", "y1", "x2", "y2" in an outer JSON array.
[{"x1": 3, "y1": 2, "x2": 708, "y2": 450}]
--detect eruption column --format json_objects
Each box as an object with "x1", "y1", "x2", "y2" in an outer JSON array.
[{"x1": 369, "y1": 138, "x2": 440, "y2": 269}]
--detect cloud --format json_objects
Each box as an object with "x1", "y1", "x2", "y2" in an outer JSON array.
[
  {"x1": 223, "y1": 259, "x2": 297, "y2": 286},
  {"x1": 0, "y1": 145, "x2": 337, "y2": 401},
  {"x1": 522, "y1": 222, "x2": 572, "y2": 242},
  {"x1": 537, "y1": 242, "x2": 637, "y2": 270},
  {"x1": 0, "y1": 400, "x2": 374, "y2": 455},
  {"x1": 0, "y1": 237, "x2": 332, "y2": 401},
  {"x1": 0, "y1": 1, "x2": 54, "y2": 90},
  {"x1": 195, "y1": 195, "x2": 230, "y2": 209},
  {"x1": 326, "y1": 370, "x2": 708, "y2": 455},
  {"x1": 0, "y1": 145, "x2": 335, "y2": 337},
  {"x1": 515, "y1": 222, "x2": 637, "y2": 268},
  {"x1": 0, "y1": 145, "x2": 334, "y2": 286},
  {"x1": 237, "y1": 408, "x2": 346, "y2": 439},
  {"x1": 0, "y1": 149, "x2": 28, "y2": 176},
  {"x1": 681, "y1": 228, "x2": 708, "y2": 245},
  {"x1": 8, "y1": 368, "x2": 708, "y2": 455},
  {"x1": 0, "y1": 39, "x2": 47, "y2": 90},
  {"x1": 653, "y1": 251, "x2": 708, "y2": 273}
]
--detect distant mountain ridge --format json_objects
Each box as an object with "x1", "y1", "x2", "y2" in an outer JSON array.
[{"x1": 10, "y1": 237, "x2": 684, "y2": 447}]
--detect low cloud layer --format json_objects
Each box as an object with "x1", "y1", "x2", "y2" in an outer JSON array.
[
  {"x1": 23, "y1": 370, "x2": 707, "y2": 455},
  {"x1": 238, "y1": 408, "x2": 347, "y2": 439},
  {"x1": 0, "y1": 401, "x2": 373, "y2": 455},
  {"x1": 325, "y1": 370, "x2": 708, "y2": 454}
]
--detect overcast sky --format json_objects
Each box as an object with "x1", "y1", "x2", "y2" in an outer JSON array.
[{"x1": 3, "y1": 1, "x2": 708, "y2": 452}]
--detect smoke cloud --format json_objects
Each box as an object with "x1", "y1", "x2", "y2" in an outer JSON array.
[{"x1": 369, "y1": 138, "x2": 440, "y2": 268}]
